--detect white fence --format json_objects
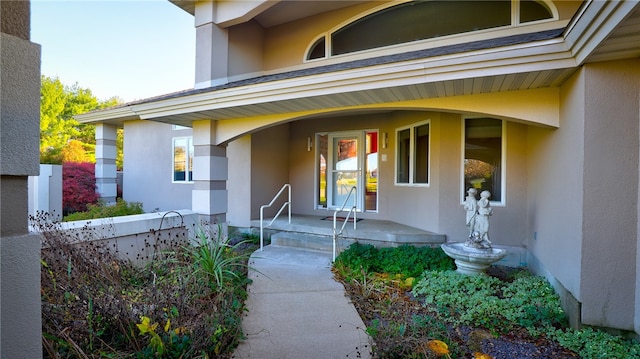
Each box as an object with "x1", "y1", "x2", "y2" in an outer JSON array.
[{"x1": 28, "y1": 164, "x2": 62, "y2": 221}]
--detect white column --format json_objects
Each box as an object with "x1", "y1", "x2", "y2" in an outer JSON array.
[
  {"x1": 192, "y1": 120, "x2": 228, "y2": 224},
  {"x1": 95, "y1": 123, "x2": 118, "y2": 203}
]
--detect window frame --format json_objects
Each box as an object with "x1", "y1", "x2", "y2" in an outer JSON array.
[
  {"x1": 172, "y1": 136, "x2": 194, "y2": 184},
  {"x1": 394, "y1": 120, "x2": 430, "y2": 187},
  {"x1": 461, "y1": 118, "x2": 506, "y2": 206}
]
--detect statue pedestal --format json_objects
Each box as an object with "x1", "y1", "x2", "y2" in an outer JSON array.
[{"x1": 441, "y1": 242, "x2": 507, "y2": 275}]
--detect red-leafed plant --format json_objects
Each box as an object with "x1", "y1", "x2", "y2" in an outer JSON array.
[{"x1": 63, "y1": 162, "x2": 99, "y2": 215}]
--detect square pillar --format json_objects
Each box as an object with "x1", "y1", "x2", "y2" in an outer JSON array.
[
  {"x1": 192, "y1": 120, "x2": 228, "y2": 224},
  {"x1": 194, "y1": 1, "x2": 229, "y2": 89},
  {"x1": 1, "y1": 3, "x2": 43, "y2": 356},
  {"x1": 95, "y1": 123, "x2": 118, "y2": 203}
]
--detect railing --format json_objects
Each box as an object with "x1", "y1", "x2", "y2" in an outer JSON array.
[
  {"x1": 332, "y1": 186, "x2": 357, "y2": 261},
  {"x1": 260, "y1": 184, "x2": 291, "y2": 251}
]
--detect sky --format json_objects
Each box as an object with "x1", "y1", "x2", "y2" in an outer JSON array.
[{"x1": 31, "y1": 0, "x2": 196, "y2": 102}]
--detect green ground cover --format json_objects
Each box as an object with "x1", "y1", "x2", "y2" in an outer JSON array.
[{"x1": 333, "y1": 243, "x2": 640, "y2": 359}]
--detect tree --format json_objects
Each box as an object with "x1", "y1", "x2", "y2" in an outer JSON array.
[
  {"x1": 40, "y1": 76, "x2": 121, "y2": 164},
  {"x1": 62, "y1": 162, "x2": 99, "y2": 214}
]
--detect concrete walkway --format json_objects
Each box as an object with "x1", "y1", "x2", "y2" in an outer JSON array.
[{"x1": 232, "y1": 245, "x2": 371, "y2": 359}]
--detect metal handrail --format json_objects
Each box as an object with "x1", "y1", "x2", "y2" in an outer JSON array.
[
  {"x1": 332, "y1": 186, "x2": 357, "y2": 261},
  {"x1": 260, "y1": 184, "x2": 291, "y2": 251}
]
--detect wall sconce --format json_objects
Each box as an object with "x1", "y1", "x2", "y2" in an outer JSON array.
[
  {"x1": 307, "y1": 136, "x2": 313, "y2": 152},
  {"x1": 382, "y1": 132, "x2": 388, "y2": 149}
]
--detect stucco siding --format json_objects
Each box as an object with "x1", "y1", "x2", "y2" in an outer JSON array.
[
  {"x1": 281, "y1": 109, "x2": 535, "y2": 249},
  {"x1": 0, "y1": 33, "x2": 41, "y2": 176},
  {"x1": 580, "y1": 59, "x2": 639, "y2": 330},
  {"x1": 228, "y1": 20, "x2": 264, "y2": 79},
  {"x1": 250, "y1": 124, "x2": 291, "y2": 219},
  {"x1": 1, "y1": 2, "x2": 44, "y2": 356},
  {"x1": 227, "y1": 135, "x2": 252, "y2": 227},
  {"x1": 527, "y1": 67, "x2": 585, "y2": 301},
  {"x1": 385, "y1": 111, "x2": 440, "y2": 231},
  {"x1": 123, "y1": 121, "x2": 192, "y2": 212}
]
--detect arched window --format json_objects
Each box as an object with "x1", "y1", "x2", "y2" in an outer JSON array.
[
  {"x1": 306, "y1": 0, "x2": 555, "y2": 61},
  {"x1": 520, "y1": 0, "x2": 553, "y2": 23}
]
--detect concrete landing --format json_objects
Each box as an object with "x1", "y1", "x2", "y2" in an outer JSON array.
[
  {"x1": 252, "y1": 215, "x2": 446, "y2": 249},
  {"x1": 232, "y1": 245, "x2": 371, "y2": 359}
]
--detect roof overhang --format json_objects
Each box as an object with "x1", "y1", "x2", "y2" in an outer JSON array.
[{"x1": 76, "y1": 1, "x2": 640, "y2": 130}]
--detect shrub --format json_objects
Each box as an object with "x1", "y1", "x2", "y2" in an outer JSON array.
[
  {"x1": 63, "y1": 198, "x2": 144, "y2": 221},
  {"x1": 550, "y1": 327, "x2": 640, "y2": 359},
  {"x1": 32, "y1": 213, "x2": 254, "y2": 358},
  {"x1": 411, "y1": 270, "x2": 567, "y2": 334},
  {"x1": 62, "y1": 161, "x2": 98, "y2": 214},
  {"x1": 334, "y1": 243, "x2": 455, "y2": 279}
]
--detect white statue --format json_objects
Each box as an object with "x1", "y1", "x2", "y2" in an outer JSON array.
[
  {"x1": 465, "y1": 189, "x2": 493, "y2": 249},
  {"x1": 463, "y1": 188, "x2": 478, "y2": 238}
]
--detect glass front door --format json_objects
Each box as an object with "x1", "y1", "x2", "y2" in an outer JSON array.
[
  {"x1": 328, "y1": 132, "x2": 362, "y2": 210},
  {"x1": 317, "y1": 130, "x2": 378, "y2": 212}
]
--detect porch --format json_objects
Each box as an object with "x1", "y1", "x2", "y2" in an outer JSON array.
[{"x1": 249, "y1": 214, "x2": 446, "y2": 254}]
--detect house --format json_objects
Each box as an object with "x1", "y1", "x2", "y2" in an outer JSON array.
[
  {"x1": 77, "y1": 0, "x2": 640, "y2": 337},
  {"x1": 0, "y1": 0, "x2": 43, "y2": 356}
]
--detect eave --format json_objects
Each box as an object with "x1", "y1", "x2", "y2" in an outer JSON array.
[
  {"x1": 76, "y1": 1, "x2": 640, "y2": 129},
  {"x1": 77, "y1": 30, "x2": 575, "y2": 128}
]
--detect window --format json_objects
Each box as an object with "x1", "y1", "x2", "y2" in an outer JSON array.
[
  {"x1": 307, "y1": 37, "x2": 326, "y2": 60},
  {"x1": 307, "y1": 0, "x2": 554, "y2": 60},
  {"x1": 173, "y1": 137, "x2": 193, "y2": 183},
  {"x1": 520, "y1": 0, "x2": 553, "y2": 23},
  {"x1": 464, "y1": 118, "x2": 503, "y2": 202},
  {"x1": 396, "y1": 121, "x2": 429, "y2": 185}
]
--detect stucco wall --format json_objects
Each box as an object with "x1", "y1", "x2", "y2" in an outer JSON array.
[
  {"x1": 0, "y1": 2, "x2": 43, "y2": 356},
  {"x1": 123, "y1": 120, "x2": 193, "y2": 212},
  {"x1": 228, "y1": 20, "x2": 264, "y2": 79},
  {"x1": 384, "y1": 111, "x2": 441, "y2": 230},
  {"x1": 227, "y1": 134, "x2": 252, "y2": 227},
  {"x1": 526, "y1": 67, "x2": 585, "y2": 302},
  {"x1": 580, "y1": 59, "x2": 639, "y2": 330},
  {"x1": 251, "y1": 124, "x2": 291, "y2": 219},
  {"x1": 284, "y1": 109, "x2": 530, "y2": 254},
  {"x1": 0, "y1": 33, "x2": 41, "y2": 176}
]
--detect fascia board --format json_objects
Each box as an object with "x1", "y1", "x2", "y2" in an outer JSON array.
[
  {"x1": 565, "y1": 0, "x2": 639, "y2": 65},
  {"x1": 131, "y1": 40, "x2": 576, "y2": 120},
  {"x1": 75, "y1": 106, "x2": 139, "y2": 124}
]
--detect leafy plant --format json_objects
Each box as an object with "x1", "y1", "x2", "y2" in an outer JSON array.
[
  {"x1": 334, "y1": 243, "x2": 454, "y2": 282},
  {"x1": 136, "y1": 312, "x2": 191, "y2": 358},
  {"x1": 63, "y1": 198, "x2": 144, "y2": 221},
  {"x1": 188, "y1": 224, "x2": 252, "y2": 291},
  {"x1": 335, "y1": 244, "x2": 640, "y2": 358},
  {"x1": 62, "y1": 161, "x2": 99, "y2": 214},
  {"x1": 412, "y1": 270, "x2": 566, "y2": 334},
  {"x1": 550, "y1": 327, "x2": 640, "y2": 359}
]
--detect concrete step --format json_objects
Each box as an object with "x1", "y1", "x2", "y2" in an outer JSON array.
[{"x1": 270, "y1": 231, "x2": 354, "y2": 253}]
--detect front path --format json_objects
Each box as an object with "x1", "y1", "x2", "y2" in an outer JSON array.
[{"x1": 232, "y1": 245, "x2": 371, "y2": 359}]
